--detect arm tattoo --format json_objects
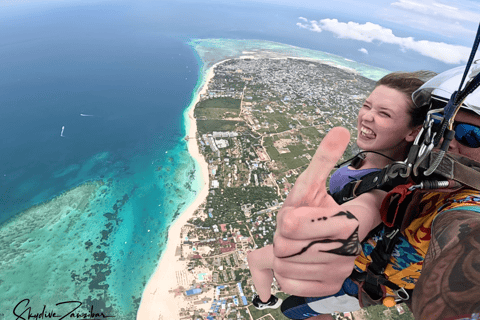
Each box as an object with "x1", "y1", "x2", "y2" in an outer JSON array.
[{"x1": 413, "y1": 210, "x2": 480, "y2": 319}]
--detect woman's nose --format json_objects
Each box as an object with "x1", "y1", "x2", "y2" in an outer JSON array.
[{"x1": 362, "y1": 110, "x2": 374, "y2": 121}]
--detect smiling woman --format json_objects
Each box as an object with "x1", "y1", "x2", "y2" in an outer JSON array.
[{"x1": 354, "y1": 71, "x2": 434, "y2": 169}]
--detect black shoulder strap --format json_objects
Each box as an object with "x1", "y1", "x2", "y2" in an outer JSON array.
[
  {"x1": 332, "y1": 149, "x2": 480, "y2": 205},
  {"x1": 331, "y1": 169, "x2": 409, "y2": 204}
]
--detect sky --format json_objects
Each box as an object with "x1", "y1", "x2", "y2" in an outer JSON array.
[
  {"x1": 1, "y1": 0, "x2": 480, "y2": 69},
  {"x1": 270, "y1": 0, "x2": 480, "y2": 65}
]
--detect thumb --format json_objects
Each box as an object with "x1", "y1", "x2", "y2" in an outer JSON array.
[
  {"x1": 284, "y1": 127, "x2": 350, "y2": 207},
  {"x1": 304, "y1": 127, "x2": 351, "y2": 183}
]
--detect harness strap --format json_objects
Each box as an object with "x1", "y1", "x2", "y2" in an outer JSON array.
[
  {"x1": 331, "y1": 168, "x2": 409, "y2": 204},
  {"x1": 380, "y1": 183, "x2": 415, "y2": 227},
  {"x1": 350, "y1": 269, "x2": 413, "y2": 300},
  {"x1": 349, "y1": 184, "x2": 416, "y2": 305},
  {"x1": 332, "y1": 149, "x2": 480, "y2": 206},
  {"x1": 419, "y1": 150, "x2": 480, "y2": 191}
]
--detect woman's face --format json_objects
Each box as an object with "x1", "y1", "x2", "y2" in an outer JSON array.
[{"x1": 357, "y1": 85, "x2": 417, "y2": 155}]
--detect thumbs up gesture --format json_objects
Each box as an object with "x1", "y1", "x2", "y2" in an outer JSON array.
[{"x1": 272, "y1": 127, "x2": 383, "y2": 297}]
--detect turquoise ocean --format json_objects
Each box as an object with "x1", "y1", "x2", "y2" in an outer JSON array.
[{"x1": 0, "y1": 0, "x2": 422, "y2": 318}]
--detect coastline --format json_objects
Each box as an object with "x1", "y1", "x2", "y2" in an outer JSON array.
[{"x1": 137, "y1": 63, "x2": 218, "y2": 320}]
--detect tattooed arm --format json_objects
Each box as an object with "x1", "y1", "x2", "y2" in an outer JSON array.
[{"x1": 412, "y1": 209, "x2": 480, "y2": 319}]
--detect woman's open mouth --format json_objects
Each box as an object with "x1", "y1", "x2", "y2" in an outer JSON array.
[{"x1": 360, "y1": 126, "x2": 376, "y2": 139}]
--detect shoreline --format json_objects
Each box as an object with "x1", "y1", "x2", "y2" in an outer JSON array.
[{"x1": 136, "y1": 63, "x2": 219, "y2": 320}]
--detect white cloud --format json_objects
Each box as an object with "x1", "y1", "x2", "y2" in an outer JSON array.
[
  {"x1": 297, "y1": 18, "x2": 472, "y2": 64},
  {"x1": 380, "y1": 0, "x2": 480, "y2": 39},
  {"x1": 296, "y1": 22, "x2": 310, "y2": 30},
  {"x1": 391, "y1": 0, "x2": 480, "y2": 23},
  {"x1": 359, "y1": 48, "x2": 369, "y2": 54},
  {"x1": 298, "y1": 16, "x2": 308, "y2": 22}
]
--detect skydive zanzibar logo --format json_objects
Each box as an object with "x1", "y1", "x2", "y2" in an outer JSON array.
[{"x1": 12, "y1": 299, "x2": 115, "y2": 320}]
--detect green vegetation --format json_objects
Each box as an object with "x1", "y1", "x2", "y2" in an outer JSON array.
[
  {"x1": 195, "y1": 97, "x2": 241, "y2": 111},
  {"x1": 195, "y1": 107, "x2": 240, "y2": 119},
  {"x1": 264, "y1": 143, "x2": 311, "y2": 170},
  {"x1": 196, "y1": 120, "x2": 242, "y2": 134},
  {"x1": 201, "y1": 186, "x2": 278, "y2": 227},
  {"x1": 256, "y1": 113, "x2": 293, "y2": 133},
  {"x1": 194, "y1": 97, "x2": 243, "y2": 132},
  {"x1": 298, "y1": 126, "x2": 325, "y2": 143}
]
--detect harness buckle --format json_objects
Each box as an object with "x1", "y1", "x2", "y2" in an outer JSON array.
[
  {"x1": 413, "y1": 113, "x2": 440, "y2": 176},
  {"x1": 394, "y1": 287, "x2": 410, "y2": 301},
  {"x1": 385, "y1": 162, "x2": 409, "y2": 180},
  {"x1": 384, "y1": 228, "x2": 399, "y2": 240}
]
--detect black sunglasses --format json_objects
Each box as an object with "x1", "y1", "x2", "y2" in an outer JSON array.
[{"x1": 432, "y1": 112, "x2": 480, "y2": 148}]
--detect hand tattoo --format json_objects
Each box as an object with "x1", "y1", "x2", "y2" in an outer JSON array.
[
  {"x1": 325, "y1": 226, "x2": 361, "y2": 256},
  {"x1": 310, "y1": 211, "x2": 359, "y2": 223},
  {"x1": 279, "y1": 211, "x2": 361, "y2": 258},
  {"x1": 332, "y1": 211, "x2": 358, "y2": 220}
]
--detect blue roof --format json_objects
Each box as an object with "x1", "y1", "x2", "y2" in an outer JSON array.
[
  {"x1": 241, "y1": 296, "x2": 248, "y2": 305},
  {"x1": 185, "y1": 288, "x2": 202, "y2": 296}
]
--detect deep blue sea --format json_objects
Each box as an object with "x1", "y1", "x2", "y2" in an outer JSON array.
[{"x1": 0, "y1": 0, "x2": 451, "y2": 318}]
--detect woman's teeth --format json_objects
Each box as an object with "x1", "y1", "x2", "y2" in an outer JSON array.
[{"x1": 361, "y1": 127, "x2": 375, "y2": 137}]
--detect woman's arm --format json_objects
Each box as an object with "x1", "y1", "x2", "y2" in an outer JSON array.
[{"x1": 272, "y1": 127, "x2": 388, "y2": 297}]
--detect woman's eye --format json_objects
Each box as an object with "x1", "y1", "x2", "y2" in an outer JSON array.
[
  {"x1": 380, "y1": 112, "x2": 390, "y2": 117},
  {"x1": 362, "y1": 105, "x2": 371, "y2": 109}
]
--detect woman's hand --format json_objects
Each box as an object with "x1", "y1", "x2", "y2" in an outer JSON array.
[{"x1": 272, "y1": 127, "x2": 383, "y2": 297}]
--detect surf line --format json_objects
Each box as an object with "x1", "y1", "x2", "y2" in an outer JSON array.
[
  {"x1": 80, "y1": 114, "x2": 93, "y2": 116},
  {"x1": 60, "y1": 126, "x2": 65, "y2": 137}
]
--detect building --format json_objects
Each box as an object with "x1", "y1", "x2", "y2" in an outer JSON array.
[{"x1": 185, "y1": 288, "x2": 202, "y2": 296}]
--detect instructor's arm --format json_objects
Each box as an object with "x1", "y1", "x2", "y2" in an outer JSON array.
[{"x1": 412, "y1": 209, "x2": 480, "y2": 319}]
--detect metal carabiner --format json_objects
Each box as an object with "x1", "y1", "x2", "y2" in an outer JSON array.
[
  {"x1": 413, "y1": 117, "x2": 437, "y2": 176},
  {"x1": 413, "y1": 139, "x2": 435, "y2": 176},
  {"x1": 385, "y1": 161, "x2": 408, "y2": 180},
  {"x1": 394, "y1": 287, "x2": 410, "y2": 301}
]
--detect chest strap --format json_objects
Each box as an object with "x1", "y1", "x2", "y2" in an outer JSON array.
[
  {"x1": 331, "y1": 168, "x2": 408, "y2": 204},
  {"x1": 332, "y1": 150, "x2": 480, "y2": 205},
  {"x1": 350, "y1": 183, "x2": 416, "y2": 305}
]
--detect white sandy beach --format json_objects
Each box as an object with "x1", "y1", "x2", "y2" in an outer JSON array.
[{"x1": 136, "y1": 64, "x2": 218, "y2": 320}]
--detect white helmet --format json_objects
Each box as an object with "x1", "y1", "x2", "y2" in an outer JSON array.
[{"x1": 412, "y1": 63, "x2": 480, "y2": 116}]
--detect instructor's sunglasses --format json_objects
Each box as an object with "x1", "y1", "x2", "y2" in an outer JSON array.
[{"x1": 432, "y1": 112, "x2": 480, "y2": 148}]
